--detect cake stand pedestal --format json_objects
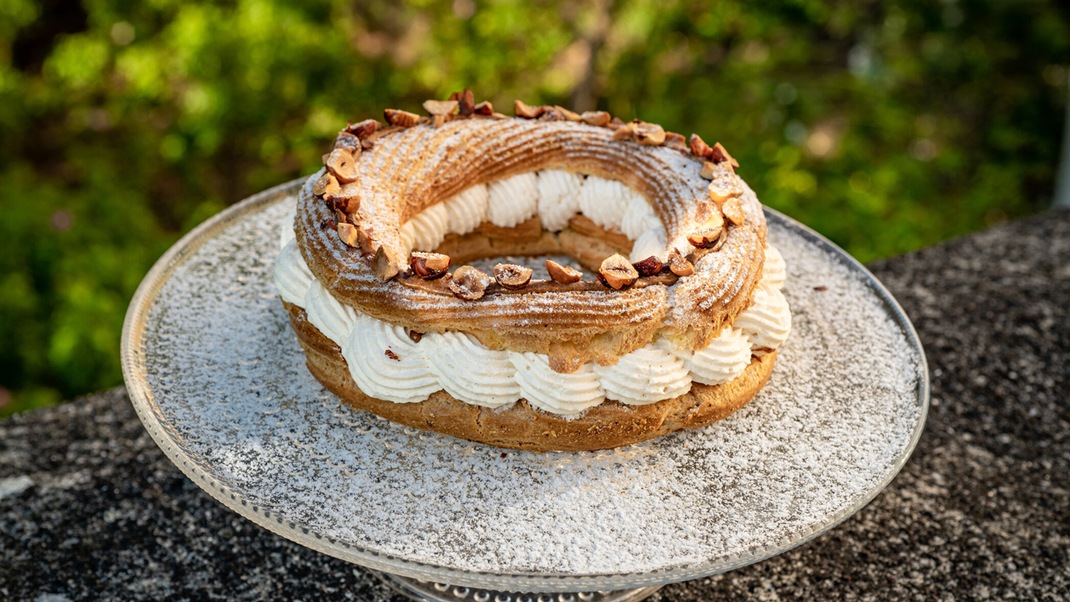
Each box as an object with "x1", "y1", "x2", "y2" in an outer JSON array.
[{"x1": 370, "y1": 570, "x2": 662, "y2": 602}]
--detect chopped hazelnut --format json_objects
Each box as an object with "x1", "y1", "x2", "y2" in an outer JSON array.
[
  {"x1": 333, "y1": 132, "x2": 363, "y2": 152},
  {"x1": 325, "y1": 148, "x2": 358, "y2": 183},
  {"x1": 708, "y1": 176, "x2": 744, "y2": 205},
  {"x1": 688, "y1": 214, "x2": 725, "y2": 249},
  {"x1": 514, "y1": 100, "x2": 544, "y2": 119},
  {"x1": 337, "y1": 223, "x2": 360, "y2": 248},
  {"x1": 664, "y1": 131, "x2": 687, "y2": 150},
  {"x1": 372, "y1": 245, "x2": 401, "y2": 281},
  {"x1": 334, "y1": 195, "x2": 359, "y2": 214},
  {"x1": 700, "y1": 162, "x2": 718, "y2": 180},
  {"x1": 449, "y1": 89, "x2": 475, "y2": 116},
  {"x1": 384, "y1": 109, "x2": 420, "y2": 127},
  {"x1": 545, "y1": 259, "x2": 583, "y2": 284},
  {"x1": 554, "y1": 106, "x2": 582, "y2": 121},
  {"x1": 345, "y1": 119, "x2": 379, "y2": 138},
  {"x1": 721, "y1": 197, "x2": 746, "y2": 226},
  {"x1": 473, "y1": 101, "x2": 494, "y2": 115},
  {"x1": 423, "y1": 99, "x2": 459, "y2": 116},
  {"x1": 611, "y1": 122, "x2": 637, "y2": 140},
  {"x1": 668, "y1": 249, "x2": 694, "y2": 276},
  {"x1": 580, "y1": 111, "x2": 611, "y2": 127},
  {"x1": 598, "y1": 254, "x2": 639, "y2": 289},
  {"x1": 709, "y1": 142, "x2": 740, "y2": 171},
  {"x1": 407, "y1": 330, "x2": 423, "y2": 343},
  {"x1": 449, "y1": 266, "x2": 492, "y2": 300},
  {"x1": 410, "y1": 251, "x2": 451, "y2": 280},
  {"x1": 356, "y1": 226, "x2": 375, "y2": 254},
  {"x1": 312, "y1": 172, "x2": 336, "y2": 197},
  {"x1": 321, "y1": 175, "x2": 342, "y2": 200},
  {"x1": 493, "y1": 263, "x2": 533, "y2": 289},
  {"x1": 634, "y1": 122, "x2": 666, "y2": 146},
  {"x1": 632, "y1": 256, "x2": 664, "y2": 277},
  {"x1": 609, "y1": 116, "x2": 626, "y2": 129},
  {"x1": 689, "y1": 133, "x2": 714, "y2": 158},
  {"x1": 539, "y1": 107, "x2": 565, "y2": 121}
]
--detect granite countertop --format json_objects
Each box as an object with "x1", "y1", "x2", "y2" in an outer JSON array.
[{"x1": 2, "y1": 210, "x2": 1068, "y2": 601}]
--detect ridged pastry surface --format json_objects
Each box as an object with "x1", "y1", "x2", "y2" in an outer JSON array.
[{"x1": 296, "y1": 117, "x2": 766, "y2": 366}]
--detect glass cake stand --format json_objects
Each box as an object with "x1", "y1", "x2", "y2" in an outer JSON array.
[{"x1": 121, "y1": 179, "x2": 929, "y2": 600}]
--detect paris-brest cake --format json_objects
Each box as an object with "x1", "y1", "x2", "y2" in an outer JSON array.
[{"x1": 274, "y1": 92, "x2": 791, "y2": 451}]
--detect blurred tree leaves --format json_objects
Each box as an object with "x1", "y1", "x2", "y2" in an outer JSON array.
[{"x1": 0, "y1": 0, "x2": 1067, "y2": 415}]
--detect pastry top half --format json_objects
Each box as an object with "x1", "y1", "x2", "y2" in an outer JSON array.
[{"x1": 293, "y1": 102, "x2": 771, "y2": 373}]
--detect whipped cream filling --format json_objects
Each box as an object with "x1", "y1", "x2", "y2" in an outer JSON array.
[
  {"x1": 663, "y1": 328, "x2": 752, "y2": 386},
  {"x1": 423, "y1": 332, "x2": 520, "y2": 408},
  {"x1": 343, "y1": 312, "x2": 441, "y2": 403},
  {"x1": 734, "y1": 282, "x2": 792, "y2": 355},
  {"x1": 400, "y1": 202, "x2": 449, "y2": 252},
  {"x1": 279, "y1": 172, "x2": 792, "y2": 415},
  {"x1": 486, "y1": 172, "x2": 539, "y2": 228},
  {"x1": 763, "y1": 245, "x2": 786, "y2": 290},
  {"x1": 510, "y1": 352, "x2": 606, "y2": 414},
  {"x1": 399, "y1": 171, "x2": 667, "y2": 262},
  {"x1": 442, "y1": 184, "x2": 489, "y2": 236},
  {"x1": 536, "y1": 170, "x2": 584, "y2": 232},
  {"x1": 594, "y1": 344, "x2": 692, "y2": 405}
]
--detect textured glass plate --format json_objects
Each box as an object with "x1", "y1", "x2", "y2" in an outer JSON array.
[{"x1": 122, "y1": 178, "x2": 928, "y2": 592}]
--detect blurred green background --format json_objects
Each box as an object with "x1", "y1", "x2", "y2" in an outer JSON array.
[{"x1": 0, "y1": 0, "x2": 1067, "y2": 417}]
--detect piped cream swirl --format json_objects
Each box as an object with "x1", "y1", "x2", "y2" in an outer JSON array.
[
  {"x1": 343, "y1": 313, "x2": 441, "y2": 403},
  {"x1": 305, "y1": 280, "x2": 357, "y2": 346},
  {"x1": 763, "y1": 245, "x2": 786, "y2": 290},
  {"x1": 274, "y1": 240, "x2": 314, "y2": 306},
  {"x1": 734, "y1": 282, "x2": 792, "y2": 355},
  {"x1": 509, "y1": 352, "x2": 605, "y2": 415},
  {"x1": 400, "y1": 202, "x2": 449, "y2": 252},
  {"x1": 662, "y1": 328, "x2": 752, "y2": 386},
  {"x1": 487, "y1": 172, "x2": 538, "y2": 228},
  {"x1": 578, "y1": 176, "x2": 632, "y2": 232},
  {"x1": 594, "y1": 344, "x2": 692, "y2": 405},
  {"x1": 442, "y1": 184, "x2": 489, "y2": 236},
  {"x1": 536, "y1": 170, "x2": 584, "y2": 231},
  {"x1": 422, "y1": 332, "x2": 520, "y2": 408}
]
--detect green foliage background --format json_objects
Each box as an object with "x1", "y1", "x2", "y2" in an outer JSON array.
[{"x1": 0, "y1": 0, "x2": 1067, "y2": 416}]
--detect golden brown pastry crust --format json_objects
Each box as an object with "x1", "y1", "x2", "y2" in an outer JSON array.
[
  {"x1": 296, "y1": 117, "x2": 767, "y2": 367},
  {"x1": 285, "y1": 301, "x2": 775, "y2": 452}
]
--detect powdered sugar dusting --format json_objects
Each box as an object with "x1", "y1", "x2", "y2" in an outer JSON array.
[{"x1": 140, "y1": 193, "x2": 924, "y2": 577}]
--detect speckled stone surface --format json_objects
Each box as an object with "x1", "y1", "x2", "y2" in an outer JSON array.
[{"x1": 2, "y1": 210, "x2": 1068, "y2": 601}]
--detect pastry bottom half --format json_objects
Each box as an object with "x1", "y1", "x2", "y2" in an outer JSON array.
[{"x1": 286, "y1": 302, "x2": 775, "y2": 452}]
